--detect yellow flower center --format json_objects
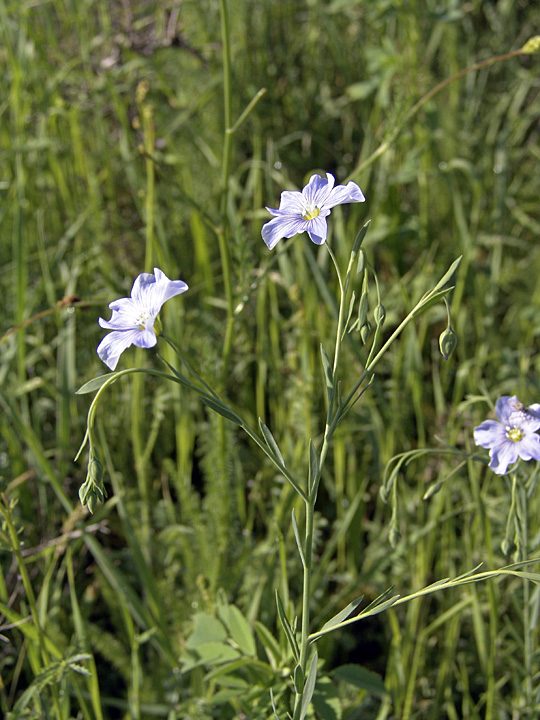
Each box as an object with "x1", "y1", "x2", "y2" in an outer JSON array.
[
  {"x1": 506, "y1": 426, "x2": 524, "y2": 442},
  {"x1": 135, "y1": 311, "x2": 153, "y2": 330},
  {"x1": 302, "y1": 206, "x2": 320, "y2": 221}
]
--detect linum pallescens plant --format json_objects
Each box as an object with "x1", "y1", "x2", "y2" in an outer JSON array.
[
  {"x1": 472, "y1": 396, "x2": 540, "y2": 716},
  {"x1": 76, "y1": 168, "x2": 491, "y2": 716}
]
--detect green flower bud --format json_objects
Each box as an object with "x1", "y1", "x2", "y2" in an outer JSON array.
[
  {"x1": 389, "y1": 526, "x2": 401, "y2": 548},
  {"x1": 379, "y1": 485, "x2": 390, "y2": 504},
  {"x1": 360, "y1": 320, "x2": 372, "y2": 344},
  {"x1": 423, "y1": 481, "x2": 443, "y2": 500},
  {"x1": 501, "y1": 537, "x2": 516, "y2": 557},
  {"x1": 374, "y1": 304, "x2": 386, "y2": 327},
  {"x1": 439, "y1": 325, "x2": 458, "y2": 361}
]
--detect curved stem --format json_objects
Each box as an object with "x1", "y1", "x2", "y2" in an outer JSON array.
[{"x1": 347, "y1": 48, "x2": 525, "y2": 181}]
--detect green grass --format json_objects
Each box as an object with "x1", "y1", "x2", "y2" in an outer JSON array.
[{"x1": 1, "y1": 0, "x2": 540, "y2": 718}]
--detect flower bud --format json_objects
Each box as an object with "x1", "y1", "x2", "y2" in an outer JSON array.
[
  {"x1": 501, "y1": 537, "x2": 517, "y2": 557},
  {"x1": 439, "y1": 325, "x2": 458, "y2": 361},
  {"x1": 374, "y1": 304, "x2": 386, "y2": 327},
  {"x1": 360, "y1": 321, "x2": 372, "y2": 344},
  {"x1": 389, "y1": 526, "x2": 401, "y2": 548}
]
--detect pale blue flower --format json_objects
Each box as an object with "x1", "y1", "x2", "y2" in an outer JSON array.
[
  {"x1": 473, "y1": 395, "x2": 540, "y2": 474},
  {"x1": 97, "y1": 267, "x2": 188, "y2": 371},
  {"x1": 261, "y1": 172, "x2": 365, "y2": 249}
]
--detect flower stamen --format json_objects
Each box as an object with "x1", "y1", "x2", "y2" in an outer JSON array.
[
  {"x1": 302, "y1": 205, "x2": 320, "y2": 221},
  {"x1": 505, "y1": 426, "x2": 524, "y2": 442}
]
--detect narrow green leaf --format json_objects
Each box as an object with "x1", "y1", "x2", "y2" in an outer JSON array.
[
  {"x1": 361, "y1": 586, "x2": 396, "y2": 614},
  {"x1": 343, "y1": 290, "x2": 356, "y2": 337},
  {"x1": 201, "y1": 397, "x2": 243, "y2": 425},
  {"x1": 320, "y1": 344, "x2": 334, "y2": 402},
  {"x1": 76, "y1": 373, "x2": 116, "y2": 394},
  {"x1": 320, "y1": 595, "x2": 364, "y2": 632},
  {"x1": 413, "y1": 286, "x2": 454, "y2": 316},
  {"x1": 430, "y1": 255, "x2": 462, "y2": 294},
  {"x1": 308, "y1": 440, "x2": 319, "y2": 496},
  {"x1": 299, "y1": 652, "x2": 318, "y2": 720},
  {"x1": 275, "y1": 590, "x2": 299, "y2": 663},
  {"x1": 352, "y1": 219, "x2": 371, "y2": 256},
  {"x1": 291, "y1": 509, "x2": 306, "y2": 568},
  {"x1": 259, "y1": 419, "x2": 286, "y2": 467},
  {"x1": 270, "y1": 688, "x2": 281, "y2": 719}
]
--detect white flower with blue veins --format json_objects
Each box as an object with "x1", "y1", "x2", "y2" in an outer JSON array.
[
  {"x1": 473, "y1": 395, "x2": 540, "y2": 475},
  {"x1": 261, "y1": 173, "x2": 365, "y2": 250},
  {"x1": 97, "y1": 267, "x2": 188, "y2": 371}
]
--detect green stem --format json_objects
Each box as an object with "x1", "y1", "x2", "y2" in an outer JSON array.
[
  {"x1": 0, "y1": 496, "x2": 63, "y2": 715},
  {"x1": 218, "y1": 0, "x2": 235, "y2": 378},
  {"x1": 293, "y1": 243, "x2": 357, "y2": 718},
  {"x1": 347, "y1": 48, "x2": 526, "y2": 181}
]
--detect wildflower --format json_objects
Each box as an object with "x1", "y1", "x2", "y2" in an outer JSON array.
[
  {"x1": 473, "y1": 395, "x2": 540, "y2": 474},
  {"x1": 261, "y1": 173, "x2": 365, "y2": 250},
  {"x1": 97, "y1": 267, "x2": 188, "y2": 371}
]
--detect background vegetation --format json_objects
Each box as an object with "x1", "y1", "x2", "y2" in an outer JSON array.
[{"x1": 1, "y1": 0, "x2": 540, "y2": 717}]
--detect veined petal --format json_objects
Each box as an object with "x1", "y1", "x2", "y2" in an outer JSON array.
[
  {"x1": 306, "y1": 215, "x2": 329, "y2": 245},
  {"x1": 495, "y1": 396, "x2": 516, "y2": 422},
  {"x1": 261, "y1": 216, "x2": 307, "y2": 249},
  {"x1": 473, "y1": 420, "x2": 505, "y2": 448},
  {"x1": 489, "y1": 441, "x2": 519, "y2": 475},
  {"x1": 130, "y1": 268, "x2": 188, "y2": 317},
  {"x1": 276, "y1": 190, "x2": 306, "y2": 215},
  {"x1": 517, "y1": 433, "x2": 540, "y2": 462},
  {"x1": 326, "y1": 181, "x2": 365, "y2": 208},
  {"x1": 97, "y1": 329, "x2": 147, "y2": 371},
  {"x1": 303, "y1": 173, "x2": 335, "y2": 208},
  {"x1": 152, "y1": 268, "x2": 189, "y2": 308}
]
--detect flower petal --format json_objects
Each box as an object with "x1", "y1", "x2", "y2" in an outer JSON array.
[
  {"x1": 97, "y1": 329, "x2": 149, "y2": 371},
  {"x1": 306, "y1": 215, "x2": 329, "y2": 245},
  {"x1": 275, "y1": 190, "x2": 305, "y2": 215},
  {"x1": 517, "y1": 433, "x2": 540, "y2": 462},
  {"x1": 473, "y1": 420, "x2": 505, "y2": 449},
  {"x1": 495, "y1": 396, "x2": 516, "y2": 422},
  {"x1": 326, "y1": 180, "x2": 365, "y2": 208},
  {"x1": 489, "y1": 441, "x2": 519, "y2": 475},
  {"x1": 261, "y1": 216, "x2": 307, "y2": 249},
  {"x1": 303, "y1": 173, "x2": 335, "y2": 209}
]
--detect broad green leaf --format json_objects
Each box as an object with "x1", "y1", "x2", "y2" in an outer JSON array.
[
  {"x1": 181, "y1": 642, "x2": 240, "y2": 672},
  {"x1": 185, "y1": 613, "x2": 227, "y2": 648},
  {"x1": 332, "y1": 664, "x2": 387, "y2": 696},
  {"x1": 312, "y1": 675, "x2": 342, "y2": 720},
  {"x1": 218, "y1": 603, "x2": 256, "y2": 656},
  {"x1": 255, "y1": 621, "x2": 282, "y2": 670}
]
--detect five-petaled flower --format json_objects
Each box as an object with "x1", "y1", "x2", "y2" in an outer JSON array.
[
  {"x1": 261, "y1": 172, "x2": 365, "y2": 250},
  {"x1": 97, "y1": 267, "x2": 188, "y2": 371},
  {"x1": 473, "y1": 395, "x2": 540, "y2": 474}
]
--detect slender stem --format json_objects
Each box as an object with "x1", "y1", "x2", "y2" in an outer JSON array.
[
  {"x1": 517, "y1": 479, "x2": 533, "y2": 712},
  {"x1": 293, "y1": 243, "x2": 356, "y2": 717},
  {"x1": 0, "y1": 496, "x2": 63, "y2": 715},
  {"x1": 347, "y1": 48, "x2": 525, "y2": 181},
  {"x1": 218, "y1": 0, "x2": 235, "y2": 378}
]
